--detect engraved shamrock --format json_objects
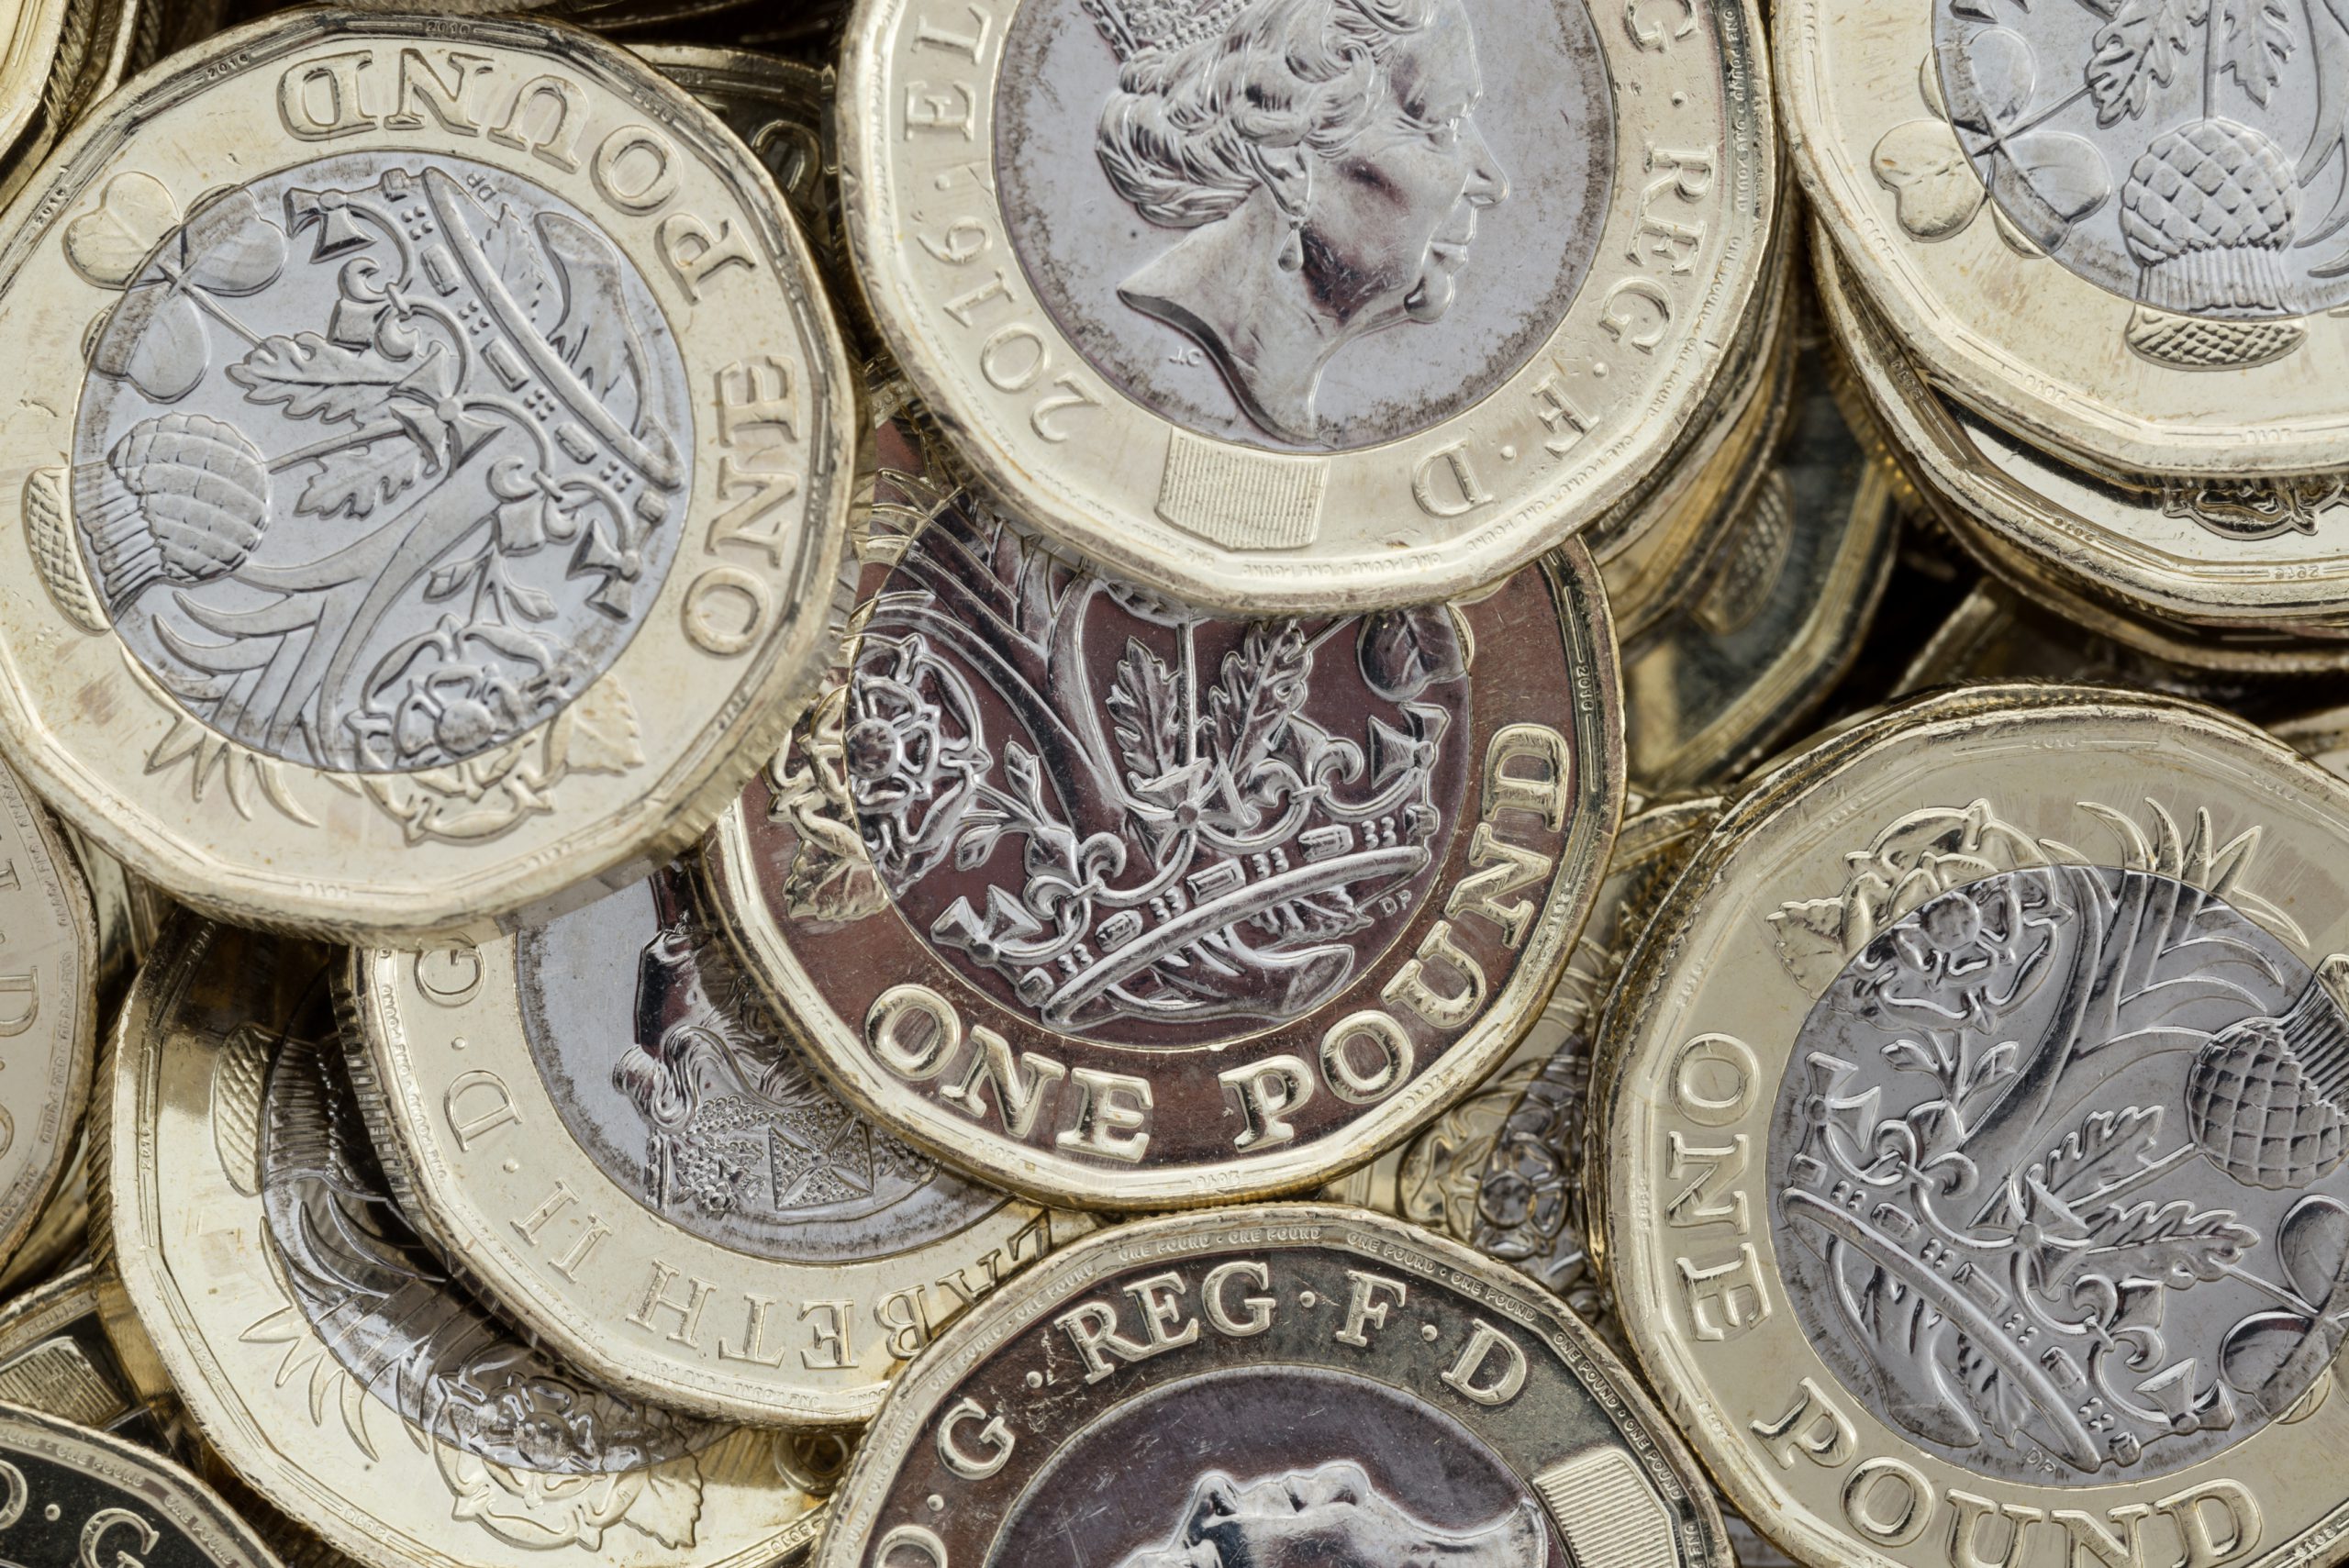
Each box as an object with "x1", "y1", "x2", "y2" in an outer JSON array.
[
  {"x1": 66, "y1": 173, "x2": 286, "y2": 403},
  {"x1": 1874, "y1": 39, "x2": 2110, "y2": 250}
]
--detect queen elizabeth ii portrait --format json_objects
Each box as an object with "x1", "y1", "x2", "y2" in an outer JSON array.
[
  {"x1": 1080, "y1": 0, "x2": 1510, "y2": 443},
  {"x1": 1113, "y1": 1462, "x2": 1548, "y2": 1568}
]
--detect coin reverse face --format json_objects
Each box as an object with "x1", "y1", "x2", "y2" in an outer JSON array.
[
  {"x1": 0, "y1": 1401, "x2": 282, "y2": 1568},
  {"x1": 707, "y1": 409, "x2": 1624, "y2": 1207},
  {"x1": 104, "y1": 918, "x2": 829, "y2": 1568},
  {"x1": 1599, "y1": 685, "x2": 2349, "y2": 1568},
  {"x1": 0, "y1": 12, "x2": 853, "y2": 940},
  {"x1": 814, "y1": 1204, "x2": 1732, "y2": 1568},
  {"x1": 838, "y1": 0, "x2": 1771, "y2": 612},
  {"x1": 1783, "y1": 0, "x2": 2349, "y2": 477},
  {"x1": 348, "y1": 862, "x2": 1091, "y2": 1426}
]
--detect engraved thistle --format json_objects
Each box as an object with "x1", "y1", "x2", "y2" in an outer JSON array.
[
  {"x1": 50, "y1": 158, "x2": 690, "y2": 774},
  {"x1": 1768, "y1": 800, "x2": 2349, "y2": 1482},
  {"x1": 827, "y1": 502, "x2": 1464, "y2": 1041},
  {"x1": 1888, "y1": 0, "x2": 2349, "y2": 365}
]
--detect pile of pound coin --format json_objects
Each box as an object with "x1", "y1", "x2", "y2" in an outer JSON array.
[{"x1": 0, "y1": 3, "x2": 2343, "y2": 1568}]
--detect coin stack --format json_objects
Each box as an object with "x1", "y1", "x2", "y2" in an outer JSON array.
[{"x1": 0, "y1": 4, "x2": 2345, "y2": 1568}]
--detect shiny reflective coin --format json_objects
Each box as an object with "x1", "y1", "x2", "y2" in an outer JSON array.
[
  {"x1": 1817, "y1": 234, "x2": 2349, "y2": 668},
  {"x1": 0, "y1": 13, "x2": 855, "y2": 941},
  {"x1": 0, "y1": 1400, "x2": 282, "y2": 1568},
  {"x1": 839, "y1": 0, "x2": 1773, "y2": 612},
  {"x1": 1597, "y1": 240, "x2": 1799, "y2": 645},
  {"x1": 1785, "y1": 0, "x2": 2349, "y2": 479},
  {"x1": 706, "y1": 404, "x2": 1624, "y2": 1207},
  {"x1": 813, "y1": 1204, "x2": 1732, "y2": 1568},
  {"x1": 100, "y1": 918, "x2": 829, "y2": 1568},
  {"x1": 1598, "y1": 684, "x2": 2349, "y2": 1568},
  {"x1": 1897, "y1": 582, "x2": 2349, "y2": 720},
  {"x1": 0, "y1": 1264, "x2": 176, "y2": 1452},
  {"x1": 1331, "y1": 795, "x2": 1716, "y2": 1327},
  {"x1": 0, "y1": 762, "x2": 94, "y2": 1282},
  {"x1": 345, "y1": 862, "x2": 1092, "y2": 1426},
  {"x1": 1623, "y1": 341, "x2": 1899, "y2": 791}
]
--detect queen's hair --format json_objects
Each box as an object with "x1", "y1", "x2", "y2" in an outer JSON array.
[{"x1": 1093, "y1": 0, "x2": 1446, "y2": 229}]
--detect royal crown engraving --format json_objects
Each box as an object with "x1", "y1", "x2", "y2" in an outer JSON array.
[
  {"x1": 834, "y1": 502, "x2": 1468, "y2": 1044},
  {"x1": 59, "y1": 155, "x2": 693, "y2": 776},
  {"x1": 1768, "y1": 799, "x2": 2349, "y2": 1483},
  {"x1": 1919, "y1": 0, "x2": 2349, "y2": 337}
]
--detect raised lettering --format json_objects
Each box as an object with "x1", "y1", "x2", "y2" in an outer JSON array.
[
  {"x1": 487, "y1": 75, "x2": 587, "y2": 172},
  {"x1": 1440, "y1": 1320, "x2": 1528, "y2": 1407},
  {"x1": 1319, "y1": 1011, "x2": 1413, "y2": 1105},
  {"x1": 1203, "y1": 1261, "x2": 1276, "y2": 1337},
  {"x1": 940, "y1": 1026, "x2": 1066, "y2": 1138},
  {"x1": 1056, "y1": 1068, "x2": 1152, "y2": 1162},
  {"x1": 938, "y1": 1396, "x2": 1014, "y2": 1479},
  {"x1": 1220, "y1": 1056, "x2": 1316, "y2": 1150},
  {"x1": 1334, "y1": 1270, "x2": 1406, "y2": 1347},
  {"x1": 1384, "y1": 921, "x2": 1486, "y2": 1030}
]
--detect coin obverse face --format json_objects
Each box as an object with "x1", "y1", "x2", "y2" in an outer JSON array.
[
  {"x1": 0, "y1": 11, "x2": 853, "y2": 940},
  {"x1": 104, "y1": 919, "x2": 830, "y2": 1568},
  {"x1": 838, "y1": 0, "x2": 1772, "y2": 612},
  {"x1": 707, "y1": 409, "x2": 1624, "y2": 1208},
  {"x1": 0, "y1": 1401, "x2": 283, "y2": 1568},
  {"x1": 813, "y1": 1205, "x2": 1732, "y2": 1568},
  {"x1": 347, "y1": 861, "x2": 1091, "y2": 1427},
  {"x1": 1599, "y1": 685, "x2": 2349, "y2": 1568}
]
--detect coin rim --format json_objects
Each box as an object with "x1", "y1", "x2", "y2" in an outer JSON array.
[
  {"x1": 705, "y1": 539, "x2": 1626, "y2": 1208},
  {"x1": 0, "y1": 9, "x2": 860, "y2": 943}
]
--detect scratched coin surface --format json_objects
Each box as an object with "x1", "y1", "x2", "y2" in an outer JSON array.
[
  {"x1": 705, "y1": 403, "x2": 1623, "y2": 1207},
  {"x1": 811, "y1": 1204, "x2": 1731, "y2": 1568},
  {"x1": 0, "y1": 1401, "x2": 283, "y2": 1568},
  {"x1": 1596, "y1": 684, "x2": 2349, "y2": 1568},
  {"x1": 100, "y1": 917, "x2": 830, "y2": 1568},
  {"x1": 838, "y1": 0, "x2": 1771, "y2": 611},
  {"x1": 0, "y1": 11, "x2": 853, "y2": 940},
  {"x1": 1784, "y1": 0, "x2": 2349, "y2": 478},
  {"x1": 344, "y1": 861, "x2": 1090, "y2": 1426}
]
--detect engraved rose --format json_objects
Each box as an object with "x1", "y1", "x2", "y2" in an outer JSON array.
[{"x1": 843, "y1": 633, "x2": 992, "y2": 885}]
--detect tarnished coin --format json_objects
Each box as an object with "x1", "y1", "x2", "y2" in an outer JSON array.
[
  {"x1": 1623, "y1": 342, "x2": 1899, "y2": 790},
  {"x1": 0, "y1": 762, "x2": 95, "y2": 1281},
  {"x1": 0, "y1": 12, "x2": 855, "y2": 941},
  {"x1": 1785, "y1": 0, "x2": 2349, "y2": 479},
  {"x1": 813, "y1": 1204, "x2": 1732, "y2": 1568},
  {"x1": 1598, "y1": 684, "x2": 2349, "y2": 1568},
  {"x1": 1330, "y1": 795, "x2": 1716, "y2": 1327},
  {"x1": 838, "y1": 0, "x2": 1773, "y2": 612},
  {"x1": 344, "y1": 862, "x2": 1092, "y2": 1426},
  {"x1": 0, "y1": 1400, "x2": 282, "y2": 1568},
  {"x1": 705, "y1": 406, "x2": 1624, "y2": 1207},
  {"x1": 1817, "y1": 234, "x2": 2349, "y2": 668},
  {"x1": 99, "y1": 917, "x2": 829, "y2": 1568}
]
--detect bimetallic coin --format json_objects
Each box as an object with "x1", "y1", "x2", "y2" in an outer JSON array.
[
  {"x1": 839, "y1": 0, "x2": 1773, "y2": 612},
  {"x1": 1330, "y1": 795, "x2": 1717, "y2": 1328},
  {"x1": 0, "y1": 762, "x2": 94, "y2": 1281},
  {"x1": 0, "y1": 1401, "x2": 282, "y2": 1568},
  {"x1": 1598, "y1": 684, "x2": 2349, "y2": 1568},
  {"x1": 1786, "y1": 0, "x2": 2349, "y2": 479},
  {"x1": 1817, "y1": 233, "x2": 2349, "y2": 666},
  {"x1": 813, "y1": 1204, "x2": 1732, "y2": 1568},
  {"x1": 706, "y1": 406, "x2": 1625, "y2": 1207},
  {"x1": 100, "y1": 918, "x2": 829, "y2": 1568},
  {"x1": 1623, "y1": 343, "x2": 1899, "y2": 791},
  {"x1": 0, "y1": 1265, "x2": 176, "y2": 1453},
  {"x1": 346, "y1": 863, "x2": 1091, "y2": 1426},
  {"x1": 0, "y1": 13, "x2": 854, "y2": 941}
]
